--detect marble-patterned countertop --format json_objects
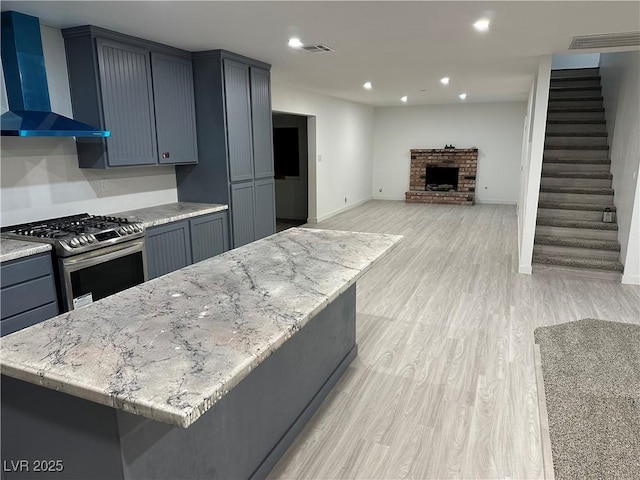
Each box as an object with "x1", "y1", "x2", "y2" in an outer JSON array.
[
  {"x1": 113, "y1": 202, "x2": 228, "y2": 229},
  {"x1": 0, "y1": 228, "x2": 402, "y2": 428},
  {"x1": 0, "y1": 239, "x2": 52, "y2": 263}
]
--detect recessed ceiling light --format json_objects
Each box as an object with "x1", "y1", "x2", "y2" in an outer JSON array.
[
  {"x1": 440, "y1": 77, "x2": 450, "y2": 85},
  {"x1": 473, "y1": 19, "x2": 490, "y2": 32},
  {"x1": 401, "y1": 96, "x2": 408, "y2": 103},
  {"x1": 288, "y1": 38, "x2": 303, "y2": 48},
  {"x1": 459, "y1": 93, "x2": 467, "y2": 100},
  {"x1": 363, "y1": 81, "x2": 372, "y2": 90}
]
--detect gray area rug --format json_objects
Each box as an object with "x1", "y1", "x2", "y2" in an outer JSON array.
[{"x1": 535, "y1": 319, "x2": 640, "y2": 479}]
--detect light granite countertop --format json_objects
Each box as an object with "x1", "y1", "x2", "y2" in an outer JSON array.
[
  {"x1": 1, "y1": 239, "x2": 52, "y2": 263},
  {"x1": 113, "y1": 202, "x2": 228, "y2": 229},
  {"x1": 0, "y1": 228, "x2": 402, "y2": 428}
]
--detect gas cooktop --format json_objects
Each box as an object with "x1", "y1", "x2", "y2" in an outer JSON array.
[{"x1": 1, "y1": 213, "x2": 145, "y2": 257}]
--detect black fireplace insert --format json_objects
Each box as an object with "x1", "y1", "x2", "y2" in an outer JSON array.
[{"x1": 425, "y1": 166, "x2": 459, "y2": 191}]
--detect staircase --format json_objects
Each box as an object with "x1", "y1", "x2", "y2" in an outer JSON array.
[{"x1": 533, "y1": 67, "x2": 624, "y2": 278}]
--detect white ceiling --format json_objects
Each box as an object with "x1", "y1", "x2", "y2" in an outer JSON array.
[{"x1": 2, "y1": 1, "x2": 639, "y2": 106}]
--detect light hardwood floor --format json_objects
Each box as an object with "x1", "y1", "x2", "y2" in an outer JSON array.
[{"x1": 269, "y1": 200, "x2": 640, "y2": 480}]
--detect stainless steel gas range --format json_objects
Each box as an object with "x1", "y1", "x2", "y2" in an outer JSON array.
[{"x1": 1, "y1": 214, "x2": 147, "y2": 311}]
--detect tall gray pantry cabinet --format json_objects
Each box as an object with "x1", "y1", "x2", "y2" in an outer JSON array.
[{"x1": 176, "y1": 51, "x2": 276, "y2": 248}]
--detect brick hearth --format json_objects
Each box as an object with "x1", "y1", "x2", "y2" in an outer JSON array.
[{"x1": 405, "y1": 148, "x2": 478, "y2": 205}]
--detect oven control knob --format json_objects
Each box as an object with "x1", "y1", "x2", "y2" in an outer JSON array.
[
  {"x1": 126, "y1": 225, "x2": 135, "y2": 233},
  {"x1": 87, "y1": 235, "x2": 96, "y2": 243},
  {"x1": 70, "y1": 238, "x2": 81, "y2": 248},
  {"x1": 118, "y1": 227, "x2": 126, "y2": 235},
  {"x1": 134, "y1": 224, "x2": 142, "y2": 232},
  {"x1": 79, "y1": 236, "x2": 88, "y2": 245}
]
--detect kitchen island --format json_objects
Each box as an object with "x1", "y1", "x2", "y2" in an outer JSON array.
[{"x1": 1, "y1": 227, "x2": 401, "y2": 479}]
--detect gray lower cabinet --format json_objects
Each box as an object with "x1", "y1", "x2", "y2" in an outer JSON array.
[
  {"x1": 145, "y1": 221, "x2": 192, "y2": 280},
  {"x1": 146, "y1": 212, "x2": 229, "y2": 279},
  {"x1": 231, "y1": 182, "x2": 256, "y2": 248},
  {"x1": 254, "y1": 178, "x2": 276, "y2": 240},
  {"x1": 190, "y1": 213, "x2": 230, "y2": 263},
  {"x1": 1, "y1": 253, "x2": 59, "y2": 337},
  {"x1": 62, "y1": 26, "x2": 198, "y2": 168}
]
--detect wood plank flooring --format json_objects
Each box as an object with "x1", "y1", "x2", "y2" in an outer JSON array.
[{"x1": 269, "y1": 201, "x2": 640, "y2": 479}]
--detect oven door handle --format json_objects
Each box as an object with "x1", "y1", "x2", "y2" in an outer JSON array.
[{"x1": 62, "y1": 241, "x2": 145, "y2": 273}]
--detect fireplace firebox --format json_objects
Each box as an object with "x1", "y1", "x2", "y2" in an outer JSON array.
[{"x1": 425, "y1": 166, "x2": 459, "y2": 191}]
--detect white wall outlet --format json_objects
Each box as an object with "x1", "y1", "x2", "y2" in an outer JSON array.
[
  {"x1": 344, "y1": 197, "x2": 347, "y2": 204},
  {"x1": 100, "y1": 179, "x2": 109, "y2": 192},
  {"x1": 379, "y1": 188, "x2": 383, "y2": 193}
]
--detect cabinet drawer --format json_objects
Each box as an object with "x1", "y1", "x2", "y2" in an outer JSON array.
[
  {"x1": 1, "y1": 275, "x2": 58, "y2": 320},
  {"x1": 1, "y1": 302, "x2": 59, "y2": 337},
  {"x1": 1, "y1": 253, "x2": 53, "y2": 288}
]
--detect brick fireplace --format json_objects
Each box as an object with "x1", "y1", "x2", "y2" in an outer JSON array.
[{"x1": 405, "y1": 148, "x2": 478, "y2": 205}]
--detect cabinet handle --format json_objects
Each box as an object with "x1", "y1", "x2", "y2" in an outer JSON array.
[{"x1": 162, "y1": 152, "x2": 170, "y2": 159}]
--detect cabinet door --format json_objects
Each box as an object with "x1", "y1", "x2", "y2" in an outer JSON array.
[
  {"x1": 145, "y1": 221, "x2": 192, "y2": 279},
  {"x1": 190, "y1": 212, "x2": 230, "y2": 263},
  {"x1": 96, "y1": 38, "x2": 158, "y2": 166},
  {"x1": 1, "y1": 253, "x2": 59, "y2": 337},
  {"x1": 151, "y1": 53, "x2": 198, "y2": 165},
  {"x1": 223, "y1": 60, "x2": 254, "y2": 182},
  {"x1": 250, "y1": 68, "x2": 274, "y2": 178},
  {"x1": 254, "y1": 178, "x2": 276, "y2": 240},
  {"x1": 231, "y1": 182, "x2": 256, "y2": 248}
]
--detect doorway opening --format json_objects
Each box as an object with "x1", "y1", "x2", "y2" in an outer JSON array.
[{"x1": 273, "y1": 113, "x2": 309, "y2": 232}]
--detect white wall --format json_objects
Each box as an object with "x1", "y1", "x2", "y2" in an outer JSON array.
[
  {"x1": 551, "y1": 53, "x2": 600, "y2": 70},
  {"x1": 271, "y1": 75, "x2": 375, "y2": 222},
  {"x1": 600, "y1": 50, "x2": 640, "y2": 284},
  {"x1": 371, "y1": 102, "x2": 526, "y2": 204},
  {"x1": 0, "y1": 25, "x2": 177, "y2": 227},
  {"x1": 518, "y1": 55, "x2": 552, "y2": 274}
]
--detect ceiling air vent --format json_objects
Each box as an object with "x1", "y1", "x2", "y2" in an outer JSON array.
[
  {"x1": 569, "y1": 31, "x2": 640, "y2": 49},
  {"x1": 301, "y1": 44, "x2": 335, "y2": 53}
]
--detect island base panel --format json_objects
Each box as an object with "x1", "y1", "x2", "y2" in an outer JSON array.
[{"x1": 1, "y1": 284, "x2": 357, "y2": 480}]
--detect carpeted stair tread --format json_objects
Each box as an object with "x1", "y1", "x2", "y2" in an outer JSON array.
[
  {"x1": 541, "y1": 171, "x2": 612, "y2": 179},
  {"x1": 538, "y1": 202, "x2": 616, "y2": 212},
  {"x1": 544, "y1": 145, "x2": 609, "y2": 150},
  {"x1": 549, "y1": 86, "x2": 601, "y2": 91},
  {"x1": 548, "y1": 96, "x2": 603, "y2": 102},
  {"x1": 546, "y1": 132, "x2": 607, "y2": 137},
  {"x1": 543, "y1": 157, "x2": 610, "y2": 164},
  {"x1": 540, "y1": 186, "x2": 613, "y2": 195},
  {"x1": 534, "y1": 235, "x2": 620, "y2": 250},
  {"x1": 537, "y1": 218, "x2": 618, "y2": 230},
  {"x1": 547, "y1": 120, "x2": 606, "y2": 124},
  {"x1": 532, "y1": 253, "x2": 623, "y2": 271},
  {"x1": 547, "y1": 107, "x2": 605, "y2": 113}
]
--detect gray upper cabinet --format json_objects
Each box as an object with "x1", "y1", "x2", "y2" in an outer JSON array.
[
  {"x1": 176, "y1": 51, "x2": 275, "y2": 249},
  {"x1": 152, "y1": 53, "x2": 198, "y2": 165},
  {"x1": 250, "y1": 68, "x2": 275, "y2": 179},
  {"x1": 224, "y1": 60, "x2": 254, "y2": 182},
  {"x1": 62, "y1": 26, "x2": 198, "y2": 169},
  {"x1": 96, "y1": 39, "x2": 158, "y2": 166}
]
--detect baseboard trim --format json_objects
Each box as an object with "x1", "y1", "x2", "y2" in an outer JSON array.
[
  {"x1": 519, "y1": 264, "x2": 533, "y2": 274},
  {"x1": 310, "y1": 197, "x2": 372, "y2": 224},
  {"x1": 475, "y1": 199, "x2": 518, "y2": 205},
  {"x1": 372, "y1": 194, "x2": 405, "y2": 201},
  {"x1": 251, "y1": 344, "x2": 358, "y2": 479},
  {"x1": 621, "y1": 273, "x2": 640, "y2": 285}
]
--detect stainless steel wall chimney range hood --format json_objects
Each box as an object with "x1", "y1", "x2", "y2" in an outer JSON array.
[{"x1": 0, "y1": 11, "x2": 110, "y2": 137}]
